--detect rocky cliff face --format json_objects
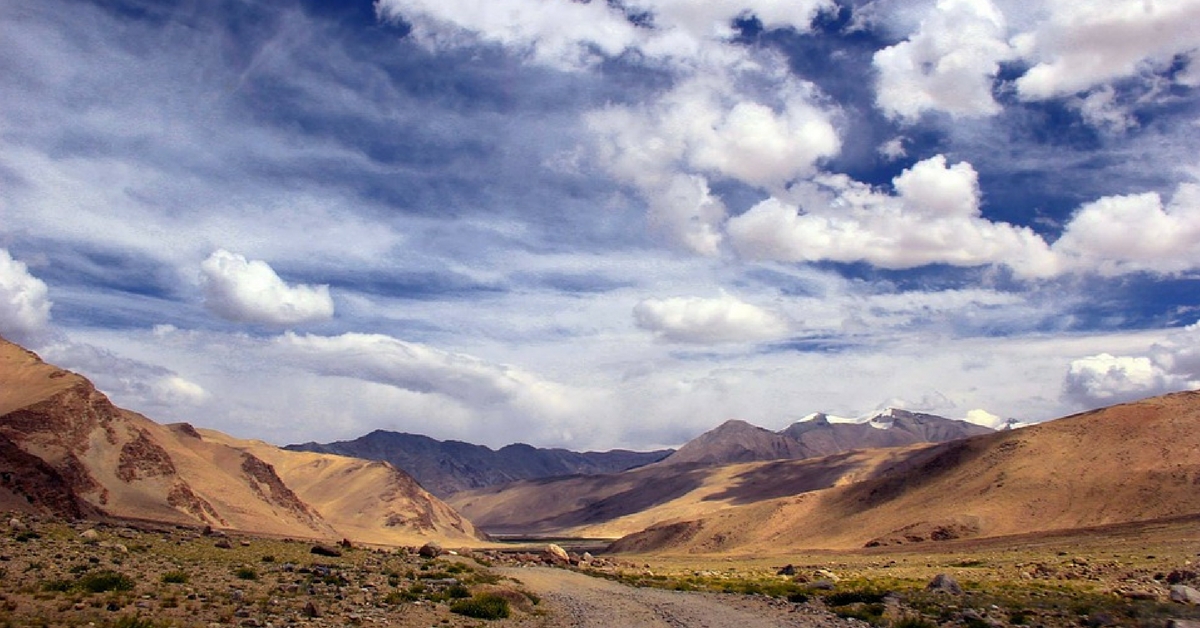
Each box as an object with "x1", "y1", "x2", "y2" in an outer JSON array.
[{"x1": 0, "y1": 337, "x2": 484, "y2": 545}]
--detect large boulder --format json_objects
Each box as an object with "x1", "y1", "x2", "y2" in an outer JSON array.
[
  {"x1": 418, "y1": 541, "x2": 443, "y2": 558},
  {"x1": 542, "y1": 543, "x2": 570, "y2": 565}
]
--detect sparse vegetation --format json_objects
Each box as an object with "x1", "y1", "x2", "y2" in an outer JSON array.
[
  {"x1": 76, "y1": 571, "x2": 135, "y2": 593},
  {"x1": 232, "y1": 565, "x2": 258, "y2": 580},
  {"x1": 449, "y1": 593, "x2": 511, "y2": 620},
  {"x1": 159, "y1": 571, "x2": 188, "y2": 584}
]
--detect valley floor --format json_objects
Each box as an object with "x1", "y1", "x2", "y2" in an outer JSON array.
[
  {"x1": 4, "y1": 513, "x2": 1200, "y2": 628},
  {"x1": 499, "y1": 566, "x2": 854, "y2": 627}
]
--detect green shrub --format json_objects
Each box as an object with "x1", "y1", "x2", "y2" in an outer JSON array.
[
  {"x1": 233, "y1": 566, "x2": 258, "y2": 580},
  {"x1": 78, "y1": 571, "x2": 135, "y2": 593},
  {"x1": 160, "y1": 571, "x2": 188, "y2": 584},
  {"x1": 41, "y1": 579, "x2": 73, "y2": 593},
  {"x1": 450, "y1": 594, "x2": 511, "y2": 620},
  {"x1": 446, "y1": 584, "x2": 472, "y2": 599}
]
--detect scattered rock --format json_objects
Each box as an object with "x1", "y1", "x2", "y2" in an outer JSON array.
[
  {"x1": 310, "y1": 545, "x2": 342, "y2": 557},
  {"x1": 1170, "y1": 585, "x2": 1200, "y2": 605},
  {"x1": 543, "y1": 544, "x2": 570, "y2": 565},
  {"x1": 582, "y1": 552, "x2": 594, "y2": 563},
  {"x1": 927, "y1": 573, "x2": 964, "y2": 595},
  {"x1": 814, "y1": 569, "x2": 839, "y2": 582},
  {"x1": 1167, "y1": 620, "x2": 1200, "y2": 628},
  {"x1": 80, "y1": 529, "x2": 100, "y2": 541},
  {"x1": 214, "y1": 539, "x2": 233, "y2": 549},
  {"x1": 8, "y1": 518, "x2": 26, "y2": 532},
  {"x1": 418, "y1": 542, "x2": 442, "y2": 558},
  {"x1": 303, "y1": 601, "x2": 320, "y2": 618},
  {"x1": 777, "y1": 564, "x2": 796, "y2": 576}
]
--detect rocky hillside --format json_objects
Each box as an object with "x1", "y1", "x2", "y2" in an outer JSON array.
[
  {"x1": 0, "y1": 337, "x2": 483, "y2": 545},
  {"x1": 287, "y1": 430, "x2": 671, "y2": 497},
  {"x1": 611, "y1": 390, "x2": 1200, "y2": 553}
]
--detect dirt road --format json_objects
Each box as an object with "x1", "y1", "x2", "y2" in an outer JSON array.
[{"x1": 499, "y1": 567, "x2": 856, "y2": 628}]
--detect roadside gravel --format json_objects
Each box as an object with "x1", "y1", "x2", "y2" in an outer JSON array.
[{"x1": 500, "y1": 566, "x2": 862, "y2": 628}]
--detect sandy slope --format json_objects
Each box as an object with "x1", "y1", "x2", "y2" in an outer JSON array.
[
  {"x1": 450, "y1": 447, "x2": 920, "y2": 538},
  {"x1": 613, "y1": 390, "x2": 1200, "y2": 553},
  {"x1": 201, "y1": 429, "x2": 483, "y2": 545},
  {"x1": 0, "y1": 337, "x2": 483, "y2": 545}
]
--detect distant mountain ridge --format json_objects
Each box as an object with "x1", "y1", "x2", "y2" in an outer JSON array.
[
  {"x1": 659, "y1": 409, "x2": 994, "y2": 467},
  {"x1": 286, "y1": 431, "x2": 673, "y2": 497}
]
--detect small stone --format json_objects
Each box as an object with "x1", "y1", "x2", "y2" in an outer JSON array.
[
  {"x1": 310, "y1": 545, "x2": 341, "y2": 557},
  {"x1": 814, "y1": 569, "x2": 839, "y2": 582},
  {"x1": 777, "y1": 564, "x2": 797, "y2": 576},
  {"x1": 1170, "y1": 585, "x2": 1200, "y2": 605},
  {"x1": 927, "y1": 573, "x2": 964, "y2": 595},
  {"x1": 417, "y1": 542, "x2": 442, "y2": 559},
  {"x1": 8, "y1": 518, "x2": 26, "y2": 532},
  {"x1": 214, "y1": 539, "x2": 233, "y2": 549},
  {"x1": 80, "y1": 529, "x2": 100, "y2": 541},
  {"x1": 303, "y1": 601, "x2": 321, "y2": 618}
]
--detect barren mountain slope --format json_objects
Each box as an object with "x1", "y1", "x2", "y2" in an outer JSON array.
[
  {"x1": 449, "y1": 447, "x2": 924, "y2": 538},
  {"x1": 0, "y1": 337, "x2": 483, "y2": 545},
  {"x1": 202, "y1": 429, "x2": 482, "y2": 545},
  {"x1": 612, "y1": 391, "x2": 1200, "y2": 553}
]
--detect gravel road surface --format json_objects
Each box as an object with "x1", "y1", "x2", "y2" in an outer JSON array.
[{"x1": 499, "y1": 567, "x2": 860, "y2": 628}]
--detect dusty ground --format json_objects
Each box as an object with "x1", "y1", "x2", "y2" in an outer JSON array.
[{"x1": 5, "y1": 513, "x2": 1200, "y2": 628}]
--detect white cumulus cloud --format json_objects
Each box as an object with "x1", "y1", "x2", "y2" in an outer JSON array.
[
  {"x1": 633, "y1": 293, "x2": 789, "y2": 344},
  {"x1": 200, "y1": 249, "x2": 334, "y2": 325},
  {"x1": 1012, "y1": 0, "x2": 1200, "y2": 100},
  {"x1": 0, "y1": 248, "x2": 52, "y2": 345},
  {"x1": 727, "y1": 155, "x2": 1059, "y2": 276},
  {"x1": 1063, "y1": 352, "x2": 1183, "y2": 407},
  {"x1": 1052, "y1": 183, "x2": 1200, "y2": 276},
  {"x1": 873, "y1": 0, "x2": 1014, "y2": 120}
]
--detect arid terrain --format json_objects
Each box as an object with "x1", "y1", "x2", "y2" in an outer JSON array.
[
  {"x1": 4, "y1": 513, "x2": 1200, "y2": 628},
  {"x1": 6, "y1": 335, "x2": 1200, "y2": 627}
]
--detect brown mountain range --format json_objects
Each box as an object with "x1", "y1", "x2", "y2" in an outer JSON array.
[
  {"x1": 610, "y1": 390, "x2": 1200, "y2": 552},
  {"x1": 0, "y1": 337, "x2": 482, "y2": 546},
  {"x1": 449, "y1": 411, "x2": 992, "y2": 536}
]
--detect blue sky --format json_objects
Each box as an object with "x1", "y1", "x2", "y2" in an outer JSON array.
[{"x1": 2, "y1": 0, "x2": 1200, "y2": 449}]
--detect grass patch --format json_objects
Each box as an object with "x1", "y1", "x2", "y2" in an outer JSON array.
[
  {"x1": 233, "y1": 566, "x2": 258, "y2": 581},
  {"x1": 160, "y1": 571, "x2": 188, "y2": 584},
  {"x1": 450, "y1": 593, "x2": 511, "y2": 620},
  {"x1": 77, "y1": 571, "x2": 135, "y2": 593}
]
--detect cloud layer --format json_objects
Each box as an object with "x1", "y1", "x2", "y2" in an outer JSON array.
[{"x1": 2, "y1": 0, "x2": 1199, "y2": 450}]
